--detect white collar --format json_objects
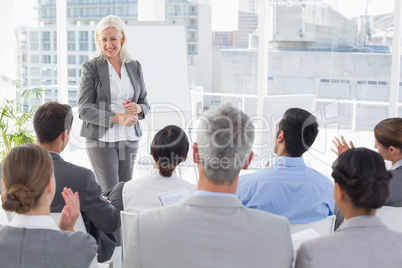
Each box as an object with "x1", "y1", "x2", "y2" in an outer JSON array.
[
  {"x1": 391, "y1": 159, "x2": 402, "y2": 170},
  {"x1": 9, "y1": 214, "x2": 60, "y2": 231}
]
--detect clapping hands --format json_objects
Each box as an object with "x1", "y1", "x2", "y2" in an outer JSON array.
[{"x1": 58, "y1": 187, "x2": 80, "y2": 232}]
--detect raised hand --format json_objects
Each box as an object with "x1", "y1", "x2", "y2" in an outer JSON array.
[
  {"x1": 331, "y1": 135, "x2": 355, "y2": 156},
  {"x1": 59, "y1": 187, "x2": 80, "y2": 232}
]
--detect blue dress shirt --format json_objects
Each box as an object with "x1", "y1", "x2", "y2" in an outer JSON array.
[{"x1": 236, "y1": 156, "x2": 335, "y2": 224}]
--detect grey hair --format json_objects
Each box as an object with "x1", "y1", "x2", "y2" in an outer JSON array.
[
  {"x1": 93, "y1": 15, "x2": 131, "y2": 63},
  {"x1": 196, "y1": 104, "x2": 254, "y2": 184}
]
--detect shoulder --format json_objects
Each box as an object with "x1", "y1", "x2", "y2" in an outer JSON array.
[
  {"x1": 304, "y1": 166, "x2": 333, "y2": 184},
  {"x1": 244, "y1": 206, "x2": 290, "y2": 224},
  {"x1": 238, "y1": 168, "x2": 276, "y2": 187},
  {"x1": 125, "y1": 59, "x2": 141, "y2": 68},
  {"x1": 54, "y1": 160, "x2": 94, "y2": 178}
]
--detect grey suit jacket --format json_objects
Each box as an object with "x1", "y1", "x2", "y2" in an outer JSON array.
[
  {"x1": 122, "y1": 195, "x2": 294, "y2": 268},
  {"x1": 49, "y1": 152, "x2": 120, "y2": 262},
  {"x1": 387, "y1": 166, "x2": 402, "y2": 206},
  {"x1": 0, "y1": 226, "x2": 97, "y2": 268},
  {"x1": 78, "y1": 58, "x2": 150, "y2": 139},
  {"x1": 295, "y1": 216, "x2": 402, "y2": 268}
]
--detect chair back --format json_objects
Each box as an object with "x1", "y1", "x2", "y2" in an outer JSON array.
[
  {"x1": 50, "y1": 212, "x2": 86, "y2": 232},
  {"x1": 376, "y1": 206, "x2": 402, "y2": 232},
  {"x1": 120, "y1": 211, "x2": 137, "y2": 251},
  {"x1": 290, "y1": 215, "x2": 336, "y2": 236}
]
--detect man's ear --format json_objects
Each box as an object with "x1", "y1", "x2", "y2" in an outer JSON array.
[
  {"x1": 193, "y1": 143, "x2": 200, "y2": 164},
  {"x1": 242, "y1": 151, "x2": 254, "y2": 170},
  {"x1": 277, "y1": 130, "x2": 285, "y2": 143},
  {"x1": 60, "y1": 129, "x2": 68, "y2": 141}
]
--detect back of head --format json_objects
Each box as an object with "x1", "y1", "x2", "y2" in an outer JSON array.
[
  {"x1": 278, "y1": 108, "x2": 318, "y2": 157},
  {"x1": 374, "y1": 118, "x2": 402, "y2": 151},
  {"x1": 33, "y1": 102, "x2": 73, "y2": 144},
  {"x1": 332, "y1": 148, "x2": 392, "y2": 211},
  {"x1": 1, "y1": 144, "x2": 53, "y2": 214},
  {"x1": 151, "y1": 125, "x2": 189, "y2": 177},
  {"x1": 197, "y1": 104, "x2": 254, "y2": 184},
  {"x1": 94, "y1": 15, "x2": 131, "y2": 63}
]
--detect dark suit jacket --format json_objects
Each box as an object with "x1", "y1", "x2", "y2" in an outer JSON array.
[
  {"x1": 0, "y1": 226, "x2": 97, "y2": 268},
  {"x1": 50, "y1": 152, "x2": 120, "y2": 262},
  {"x1": 78, "y1": 58, "x2": 150, "y2": 139}
]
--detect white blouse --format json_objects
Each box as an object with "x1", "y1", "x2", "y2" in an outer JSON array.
[
  {"x1": 99, "y1": 60, "x2": 139, "y2": 142},
  {"x1": 122, "y1": 170, "x2": 196, "y2": 214}
]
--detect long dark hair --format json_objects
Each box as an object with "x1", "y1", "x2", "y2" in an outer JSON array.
[{"x1": 151, "y1": 125, "x2": 189, "y2": 177}]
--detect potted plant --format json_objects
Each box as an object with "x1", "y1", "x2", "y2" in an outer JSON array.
[{"x1": 0, "y1": 75, "x2": 42, "y2": 162}]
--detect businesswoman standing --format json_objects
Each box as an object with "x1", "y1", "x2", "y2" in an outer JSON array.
[{"x1": 78, "y1": 15, "x2": 150, "y2": 191}]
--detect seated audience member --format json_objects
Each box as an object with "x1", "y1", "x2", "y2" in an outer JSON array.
[
  {"x1": 236, "y1": 108, "x2": 334, "y2": 224},
  {"x1": 122, "y1": 104, "x2": 294, "y2": 268},
  {"x1": 295, "y1": 148, "x2": 402, "y2": 268},
  {"x1": 33, "y1": 102, "x2": 120, "y2": 262},
  {"x1": 0, "y1": 144, "x2": 98, "y2": 267},
  {"x1": 104, "y1": 125, "x2": 195, "y2": 213},
  {"x1": 332, "y1": 118, "x2": 402, "y2": 229}
]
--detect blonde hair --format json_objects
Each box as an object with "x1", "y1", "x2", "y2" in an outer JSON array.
[
  {"x1": 1, "y1": 144, "x2": 53, "y2": 214},
  {"x1": 93, "y1": 15, "x2": 131, "y2": 63}
]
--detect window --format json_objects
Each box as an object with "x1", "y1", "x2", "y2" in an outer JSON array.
[
  {"x1": 68, "y1": 43, "x2": 75, "y2": 51},
  {"x1": 42, "y1": 55, "x2": 51, "y2": 64},
  {"x1": 68, "y1": 55, "x2": 76, "y2": 64},
  {"x1": 68, "y1": 100, "x2": 77, "y2": 107},
  {"x1": 79, "y1": 55, "x2": 89, "y2": 64},
  {"x1": 30, "y1": 55, "x2": 39, "y2": 63},
  {"x1": 79, "y1": 43, "x2": 88, "y2": 51},
  {"x1": 79, "y1": 31, "x2": 88, "y2": 42},
  {"x1": 30, "y1": 67, "x2": 40, "y2": 76},
  {"x1": 42, "y1": 31, "x2": 51, "y2": 51},
  {"x1": 30, "y1": 32, "x2": 38, "y2": 41},
  {"x1": 68, "y1": 69, "x2": 76, "y2": 77},
  {"x1": 42, "y1": 67, "x2": 52, "y2": 76},
  {"x1": 68, "y1": 90, "x2": 77, "y2": 98}
]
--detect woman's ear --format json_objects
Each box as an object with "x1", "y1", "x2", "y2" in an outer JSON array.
[
  {"x1": 389, "y1": 146, "x2": 398, "y2": 155},
  {"x1": 333, "y1": 182, "x2": 344, "y2": 203}
]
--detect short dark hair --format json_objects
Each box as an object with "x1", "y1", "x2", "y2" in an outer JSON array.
[
  {"x1": 332, "y1": 148, "x2": 392, "y2": 211},
  {"x1": 151, "y1": 125, "x2": 189, "y2": 177},
  {"x1": 33, "y1": 102, "x2": 73, "y2": 144},
  {"x1": 277, "y1": 108, "x2": 318, "y2": 157}
]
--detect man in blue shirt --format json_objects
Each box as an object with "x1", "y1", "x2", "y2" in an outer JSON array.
[{"x1": 236, "y1": 108, "x2": 334, "y2": 224}]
